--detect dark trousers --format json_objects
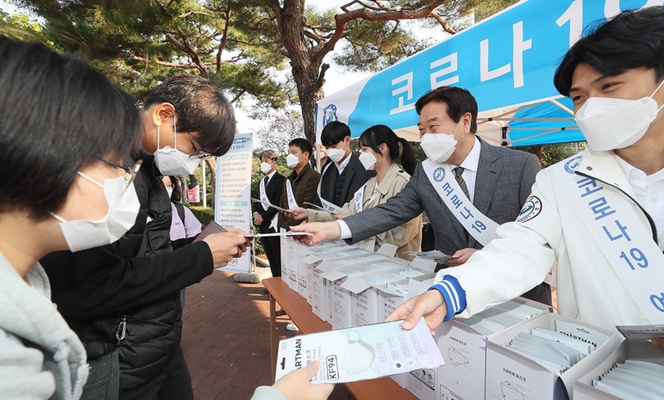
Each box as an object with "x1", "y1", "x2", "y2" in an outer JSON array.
[
  {"x1": 119, "y1": 346, "x2": 193, "y2": 400},
  {"x1": 82, "y1": 349, "x2": 120, "y2": 400},
  {"x1": 262, "y1": 233, "x2": 282, "y2": 278}
]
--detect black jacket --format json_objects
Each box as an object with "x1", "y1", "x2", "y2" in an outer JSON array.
[
  {"x1": 318, "y1": 152, "x2": 369, "y2": 207},
  {"x1": 42, "y1": 152, "x2": 214, "y2": 391},
  {"x1": 253, "y1": 171, "x2": 286, "y2": 233}
]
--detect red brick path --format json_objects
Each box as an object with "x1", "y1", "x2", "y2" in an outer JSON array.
[{"x1": 181, "y1": 269, "x2": 354, "y2": 400}]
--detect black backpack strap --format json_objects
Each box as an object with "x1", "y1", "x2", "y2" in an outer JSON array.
[{"x1": 175, "y1": 203, "x2": 186, "y2": 224}]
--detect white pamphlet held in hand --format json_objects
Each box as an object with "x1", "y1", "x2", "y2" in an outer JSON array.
[{"x1": 274, "y1": 317, "x2": 444, "y2": 384}]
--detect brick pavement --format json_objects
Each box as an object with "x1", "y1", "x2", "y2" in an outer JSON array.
[{"x1": 181, "y1": 268, "x2": 354, "y2": 400}]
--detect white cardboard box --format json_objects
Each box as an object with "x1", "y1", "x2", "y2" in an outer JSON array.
[
  {"x1": 344, "y1": 270, "x2": 437, "y2": 327},
  {"x1": 573, "y1": 339, "x2": 664, "y2": 400},
  {"x1": 485, "y1": 313, "x2": 623, "y2": 400},
  {"x1": 279, "y1": 234, "x2": 299, "y2": 291},
  {"x1": 309, "y1": 250, "x2": 389, "y2": 322},
  {"x1": 434, "y1": 298, "x2": 550, "y2": 400},
  {"x1": 322, "y1": 259, "x2": 409, "y2": 330}
]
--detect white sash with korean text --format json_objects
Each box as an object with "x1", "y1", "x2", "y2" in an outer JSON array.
[
  {"x1": 316, "y1": 163, "x2": 343, "y2": 214},
  {"x1": 285, "y1": 180, "x2": 299, "y2": 210},
  {"x1": 554, "y1": 154, "x2": 664, "y2": 323},
  {"x1": 353, "y1": 185, "x2": 364, "y2": 213},
  {"x1": 422, "y1": 160, "x2": 499, "y2": 246},
  {"x1": 260, "y1": 178, "x2": 278, "y2": 231}
]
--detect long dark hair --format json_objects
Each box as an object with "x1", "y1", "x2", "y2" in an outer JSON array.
[{"x1": 358, "y1": 125, "x2": 416, "y2": 175}]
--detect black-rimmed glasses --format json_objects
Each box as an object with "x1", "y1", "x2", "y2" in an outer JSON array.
[
  {"x1": 186, "y1": 132, "x2": 213, "y2": 160},
  {"x1": 100, "y1": 159, "x2": 143, "y2": 193}
]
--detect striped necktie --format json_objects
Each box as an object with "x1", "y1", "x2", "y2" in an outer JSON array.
[{"x1": 453, "y1": 167, "x2": 469, "y2": 199}]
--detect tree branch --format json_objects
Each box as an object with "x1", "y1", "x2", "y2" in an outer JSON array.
[
  {"x1": 216, "y1": 8, "x2": 232, "y2": 71},
  {"x1": 129, "y1": 55, "x2": 205, "y2": 70},
  {"x1": 430, "y1": 9, "x2": 456, "y2": 35}
]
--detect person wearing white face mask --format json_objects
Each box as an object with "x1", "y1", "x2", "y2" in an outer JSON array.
[
  {"x1": 291, "y1": 87, "x2": 550, "y2": 306},
  {"x1": 316, "y1": 121, "x2": 370, "y2": 209},
  {"x1": 276, "y1": 139, "x2": 321, "y2": 256},
  {"x1": 41, "y1": 74, "x2": 250, "y2": 400},
  {"x1": 384, "y1": 7, "x2": 664, "y2": 340},
  {"x1": 0, "y1": 37, "x2": 142, "y2": 400},
  {"x1": 253, "y1": 150, "x2": 286, "y2": 278},
  {"x1": 286, "y1": 125, "x2": 422, "y2": 259}
]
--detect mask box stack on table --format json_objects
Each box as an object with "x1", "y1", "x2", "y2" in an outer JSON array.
[
  {"x1": 400, "y1": 278, "x2": 551, "y2": 400},
  {"x1": 279, "y1": 232, "x2": 300, "y2": 292},
  {"x1": 294, "y1": 240, "x2": 350, "y2": 301},
  {"x1": 320, "y1": 257, "x2": 412, "y2": 330},
  {"x1": 308, "y1": 245, "x2": 397, "y2": 323},
  {"x1": 573, "y1": 339, "x2": 664, "y2": 400},
  {"x1": 341, "y1": 261, "x2": 437, "y2": 327},
  {"x1": 484, "y1": 312, "x2": 623, "y2": 400}
]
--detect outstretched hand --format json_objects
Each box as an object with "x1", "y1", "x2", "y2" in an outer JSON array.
[
  {"x1": 385, "y1": 290, "x2": 448, "y2": 335},
  {"x1": 289, "y1": 221, "x2": 341, "y2": 245},
  {"x1": 284, "y1": 207, "x2": 308, "y2": 221},
  {"x1": 272, "y1": 360, "x2": 334, "y2": 400},
  {"x1": 445, "y1": 248, "x2": 478, "y2": 267}
]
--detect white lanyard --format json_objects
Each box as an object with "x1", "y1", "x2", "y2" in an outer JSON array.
[
  {"x1": 554, "y1": 154, "x2": 664, "y2": 323},
  {"x1": 422, "y1": 160, "x2": 499, "y2": 246},
  {"x1": 286, "y1": 180, "x2": 299, "y2": 209},
  {"x1": 316, "y1": 163, "x2": 343, "y2": 214}
]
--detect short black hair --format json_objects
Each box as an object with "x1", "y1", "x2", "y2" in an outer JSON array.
[
  {"x1": 358, "y1": 125, "x2": 417, "y2": 175},
  {"x1": 0, "y1": 36, "x2": 141, "y2": 221},
  {"x1": 554, "y1": 7, "x2": 664, "y2": 96},
  {"x1": 288, "y1": 138, "x2": 313, "y2": 159},
  {"x1": 415, "y1": 86, "x2": 478, "y2": 133},
  {"x1": 321, "y1": 121, "x2": 351, "y2": 146},
  {"x1": 145, "y1": 75, "x2": 236, "y2": 157}
]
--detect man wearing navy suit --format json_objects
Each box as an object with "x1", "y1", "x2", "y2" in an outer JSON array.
[
  {"x1": 292, "y1": 87, "x2": 551, "y2": 305},
  {"x1": 253, "y1": 149, "x2": 286, "y2": 278},
  {"x1": 318, "y1": 121, "x2": 369, "y2": 208}
]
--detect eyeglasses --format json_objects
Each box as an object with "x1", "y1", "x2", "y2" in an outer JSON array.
[
  {"x1": 100, "y1": 159, "x2": 143, "y2": 194},
  {"x1": 186, "y1": 132, "x2": 212, "y2": 160}
]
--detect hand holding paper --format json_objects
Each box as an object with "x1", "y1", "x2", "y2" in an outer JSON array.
[
  {"x1": 272, "y1": 360, "x2": 334, "y2": 400},
  {"x1": 285, "y1": 207, "x2": 308, "y2": 220},
  {"x1": 289, "y1": 221, "x2": 341, "y2": 245},
  {"x1": 274, "y1": 318, "x2": 444, "y2": 384}
]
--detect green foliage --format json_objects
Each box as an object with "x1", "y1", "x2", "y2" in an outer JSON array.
[
  {"x1": 187, "y1": 205, "x2": 215, "y2": 226},
  {"x1": 0, "y1": 9, "x2": 53, "y2": 44},
  {"x1": 520, "y1": 143, "x2": 584, "y2": 168}
]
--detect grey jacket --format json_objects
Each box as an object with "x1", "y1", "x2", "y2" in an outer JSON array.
[
  {"x1": 343, "y1": 138, "x2": 541, "y2": 255},
  {"x1": 0, "y1": 253, "x2": 88, "y2": 400}
]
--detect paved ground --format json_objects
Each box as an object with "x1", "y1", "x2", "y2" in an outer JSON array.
[{"x1": 181, "y1": 267, "x2": 354, "y2": 400}]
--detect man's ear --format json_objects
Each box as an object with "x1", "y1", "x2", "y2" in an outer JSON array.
[
  {"x1": 152, "y1": 102, "x2": 176, "y2": 127},
  {"x1": 462, "y1": 112, "x2": 473, "y2": 133},
  {"x1": 344, "y1": 136, "x2": 351, "y2": 146}
]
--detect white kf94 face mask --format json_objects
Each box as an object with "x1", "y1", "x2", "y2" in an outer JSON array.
[
  {"x1": 153, "y1": 118, "x2": 201, "y2": 175},
  {"x1": 575, "y1": 79, "x2": 664, "y2": 151},
  {"x1": 286, "y1": 153, "x2": 300, "y2": 169},
  {"x1": 358, "y1": 151, "x2": 377, "y2": 170},
  {"x1": 326, "y1": 146, "x2": 346, "y2": 163},
  {"x1": 420, "y1": 119, "x2": 465, "y2": 163},
  {"x1": 260, "y1": 162, "x2": 272, "y2": 174},
  {"x1": 51, "y1": 173, "x2": 140, "y2": 252}
]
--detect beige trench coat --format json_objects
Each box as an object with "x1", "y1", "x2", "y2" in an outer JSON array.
[{"x1": 308, "y1": 163, "x2": 422, "y2": 259}]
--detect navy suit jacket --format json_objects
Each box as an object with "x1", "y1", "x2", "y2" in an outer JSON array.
[
  {"x1": 318, "y1": 152, "x2": 369, "y2": 207},
  {"x1": 254, "y1": 172, "x2": 285, "y2": 233}
]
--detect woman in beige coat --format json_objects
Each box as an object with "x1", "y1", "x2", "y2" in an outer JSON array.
[{"x1": 289, "y1": 125, "x2": 421, "y2": 259}]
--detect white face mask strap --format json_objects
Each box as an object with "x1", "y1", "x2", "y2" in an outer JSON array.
[
  {"x1": 157, "y1": 125, "x2": 161, "y2": 149},
  {"x1": 77, "y1": 171, "x2": 105, "y2": 189},
  {"x1": 650, "y1": 78, "x2": 664, "y2": 98},
  {"x1": 652, "y1": 79, "x2": 664, "y2": 114},
  {"x1": 49, "y1": 212, "x2": 67, "y2": 223},
  {"x1": 173, "y1": 115, "x2": 178, "y2": 148}
]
